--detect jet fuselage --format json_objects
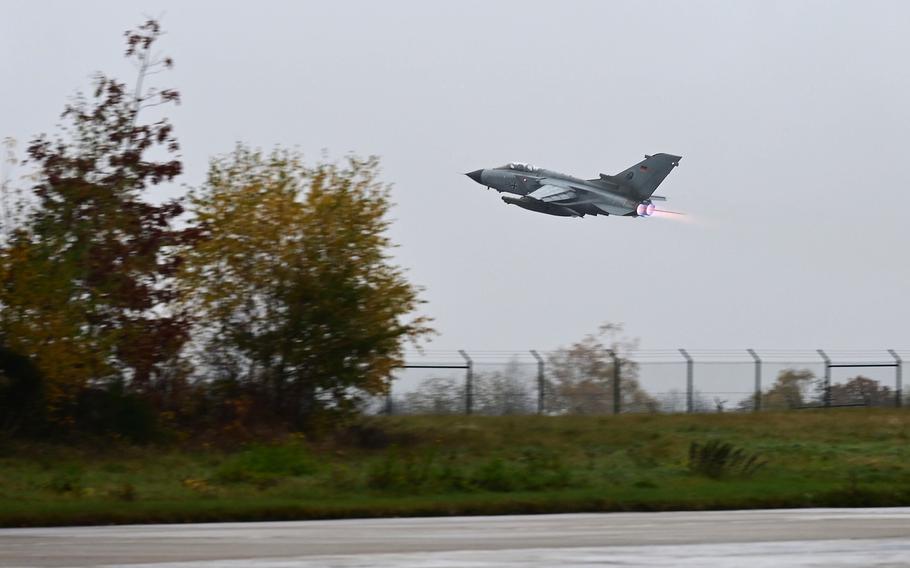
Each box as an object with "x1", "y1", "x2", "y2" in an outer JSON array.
[{"x1": 465, "y1": 153, "x2": 681, "y2": 218}]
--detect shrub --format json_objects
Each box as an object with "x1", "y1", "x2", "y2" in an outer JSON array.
[
  {"x1": 213, "y1": 444, "x2": 316, "y2": 485},
  {"x1": 687, "y1": 440, "x2": 766, "y2": 479},
  {"x1": 365, "y1": 448, "x2": 571, "y2": 494},
  {"x1": 46, "y1": 466, "x2": 83, "y2": 494},
  {"x1": 0, "y1": 345, "x2": 46, "y2": 435},
  {"x1": 111, "y1": 482, "x2": 137, "y2": 502},
  {"x1": 517, "y1": 448, "x2": 571, "y2": 490},
  {"x1": 365, "y1": 449, "x2": 441, "y2": 491},
  {"x1": 75, "y1": 382, "x2": 158, "y2": 443},
  {"x1": 471, "y1": 458, "x2": 523, "y2": 492}
]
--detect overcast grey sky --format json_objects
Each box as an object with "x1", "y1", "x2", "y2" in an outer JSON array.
[{"x1": 2, "y1": 0, "x2": 908, "y2": 354}]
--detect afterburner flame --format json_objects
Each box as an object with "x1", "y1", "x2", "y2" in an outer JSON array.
[
  {"x1": 636, "y1": 200, "x2": 658, "y2": 217},
  {"x1": 652, "y1": 209, "x2": 693, "y2": 223}
]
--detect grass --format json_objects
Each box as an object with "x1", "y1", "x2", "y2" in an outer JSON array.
[{"x1": 1, "y1": 409, "x2": 910, "y2": 527}]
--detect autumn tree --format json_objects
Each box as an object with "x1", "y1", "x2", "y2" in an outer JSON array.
[
  {"x1": 547, "y1": 324, "x2": 657, "y2": 414},
  {"x1": 825, "y1": 376, "x2": 893, "y2": 407},
  {"x1": 762, "y1": 369, "x2": 815, "y2": 410},
  {"x1": 0, "y1": 20, "x2": 191, "y2": 419},
  {"x1": 180, "y1": 145, "x2": 431, "y2": 428}
]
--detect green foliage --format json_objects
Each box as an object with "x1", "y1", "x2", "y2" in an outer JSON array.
[
  {"x1": 1, "y1": 411, "x2": 910, "y2": 526},
  {"x1": 623, "y1": 434, "x2": 675, "y2": 468},
  {"x1": 213, "y1": 444, "x2": 317, "y2": 485},
  {"x1": 0, "y1": 20, "x2": 192, "y2": 424},
  {"x1": 516, "y1": 447, "x2": 572, "y2": 490},
  {"x1": 365, "y1": 449, "x2": 446, "y2": 491},
  {"x1": 687, "y1": 440, "x2": 766, "y2": 479},
  {"x1": 1, "y1": 19, "x2": 434, "y2": 439},
  {"x1": 365, "y1": 447, "x2": 570, "y2": 493},
  {"x1": 469, "y1": 450, "x2": 570, "y2": 492},
  {"x1": 110, "y1": 483, "x2": 137, "y2": 502},
  {"x1": 45, "y1": 466, "x2": 83, "y2": 495},
  {"x1": 180, "y1": 146, "x2": 432, "y2": 428},
  {"x1": 74, "y1": 382, "x2": 158, "y2": 443},
  {"x1": 0, "y1": 344, "x2": 45, "y2": 434}
]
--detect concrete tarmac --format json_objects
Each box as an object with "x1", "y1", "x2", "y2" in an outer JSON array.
[{"x1": 2, "y1": 508, "x2": 910, "y2": 567}]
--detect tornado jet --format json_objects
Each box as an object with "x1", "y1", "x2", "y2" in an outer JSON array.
[{"x1": 465, "y1": 153, "x2": 682, "y2": 218}]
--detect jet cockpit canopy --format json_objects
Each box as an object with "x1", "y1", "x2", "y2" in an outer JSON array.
[{"x1": 499, "y1": 162, "x2": 537, "y2": 172}]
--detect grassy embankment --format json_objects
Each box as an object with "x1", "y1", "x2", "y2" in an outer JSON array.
[{"x1": 1, "y1": 409, "x2": 909, "y2": 527}]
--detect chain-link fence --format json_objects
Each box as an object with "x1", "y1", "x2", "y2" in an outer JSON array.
[{"x1": 378, "y1": 349, "x2": 907, "y2": 415}]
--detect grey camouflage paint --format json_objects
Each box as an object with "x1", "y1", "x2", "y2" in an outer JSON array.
[{"x1": 466, "y1": 153, "x2": 681, "y2": 218}]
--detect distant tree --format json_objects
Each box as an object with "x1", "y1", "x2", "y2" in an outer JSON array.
[
  {"x1": 180, "y1": 145, "x2": 432, "y2": 428},
  {"x1": 474, "y1": 359, "x2": 535, "y2": 415},
  {"x1": 400, "y1": 376, "x2": 463, "y2": 415},
  {"x1": 0, "y1": 20, "x2": 192, "y2": 418},
  {"x1": 735, "y1": 393, "x2": 757, "y2": 412},
  {"x1": 547, "y1": 324, "x2": 657, "y2": 414},
  {"x1": 825, "y1": 375, "x2": 893, "y2": 407},
  {"x1": 763, "y1": 369, "x2": 815, "y2": 410},
  {"x1": 400, "y1": 361, "x2": 534, "y2": 416}
]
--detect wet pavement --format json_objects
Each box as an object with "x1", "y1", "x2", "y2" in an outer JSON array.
[{"x1": 2, "y1": 508, "x2": 909, "y2": 567}]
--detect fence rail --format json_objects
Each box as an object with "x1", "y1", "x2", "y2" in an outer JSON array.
[{"x1": 382, "y1": 348, "x2": 909, "y2": 416}]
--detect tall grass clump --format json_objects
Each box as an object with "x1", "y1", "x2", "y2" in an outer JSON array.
[{"x1": 688, "y1": 440, "x2": 766, "y2": 479}]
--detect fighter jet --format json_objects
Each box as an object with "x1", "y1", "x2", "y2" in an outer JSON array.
[{"x1": 465, "y1": 153, "x2": 682, "y2": 218}]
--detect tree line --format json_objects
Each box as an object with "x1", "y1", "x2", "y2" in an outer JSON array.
[
  {"x1": 397, "y1": 329, "x2": 899, "y2": 416},
  {"x1": 0, "y1": 21, "x2": 431, "y2": 440},
  {"x1": 1, "y1": 21, "x2": 895, "y2": 440},
  {"x1": 399, "y1": 366, "x2": 897, "y2": 416}
]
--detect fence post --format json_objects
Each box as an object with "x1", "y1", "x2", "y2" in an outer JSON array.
[
  {"x1": 747, "y1": 348, "x2": 762, "y2": 412},
  {"x1": 817, "y1": 349, "x2": 831, "y2": 408},
  {"x1": 458, "y1": 350, "x2": 473, "y2": 415},
  {"x1": 530, "y1": 350, "x2": 545, "y2": 415},
  {"x1": 888, "y1": 349, "x2": 902, "y2": 408},
  {"x1": 608, "y1": 349, "x2": 621, "y2": 415},
  {"x1": 679, "y1": 348, "x2": 694, "y2": 413}
]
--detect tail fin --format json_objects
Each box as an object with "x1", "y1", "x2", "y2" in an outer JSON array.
[{"x1": 613, "y1": 153, "x2": 681, "y2": 200}]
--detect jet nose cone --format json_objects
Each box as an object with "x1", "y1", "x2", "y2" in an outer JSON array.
[{"x1": 465, "y1": 169, "x2": 484, "y2": 184}]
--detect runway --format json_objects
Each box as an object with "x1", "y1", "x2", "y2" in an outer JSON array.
[{"x1": 2, "y1": 508, "x2": 910, "y2": 567}]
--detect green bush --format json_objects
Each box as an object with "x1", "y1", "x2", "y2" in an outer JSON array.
[
  {"x1": 45, "y1": 466, "x2": 83, "y2": 494},
  {"x1": 213, "y1": 444, "x2": 316, "y2": 485},
  {"x1": 688, "y1": 440, "x2": 766, "y2": 479},
  {"x1": 110, "y1": 482, "x2": 137, "y2": 502},
  {"x1": 365, "y1": 448, "x2": 571, "y2": 494},
  {"x1": 365, "y1": 449, "x2": 444, "y2": 491},
  {"x1": 515, "y1": 448, "x2": 571, "y2": 490},
  {"x1": 75, "y1": 382, "x2": 158, "y2": 443},
  {"x1": 0, "y1": 345, "x2": 46, "y2": 435},
  {"x1": 471, "y1": 458, "x2": 525, "y2": 492}
]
